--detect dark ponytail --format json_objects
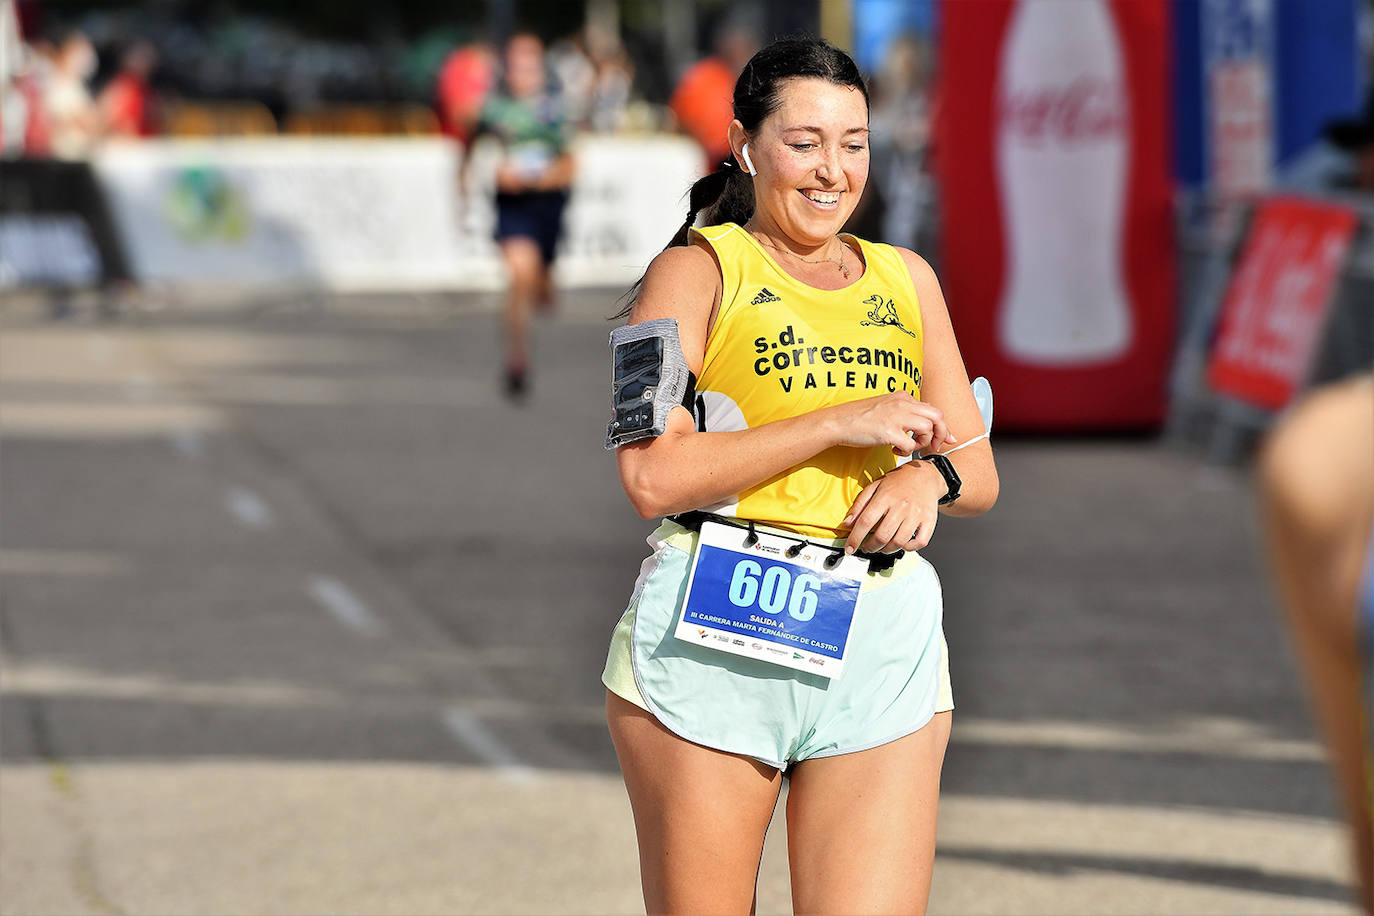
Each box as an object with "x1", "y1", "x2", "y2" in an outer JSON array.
[
  {"x1": 610, "y1": 161, "x2": 755, "y2": 318},
  {"x1": 612, "y1": 36, "x2": 868, "y2": 320},
  {"x1": 673, "y1": 162, "x2": 755, "y2": 246}
]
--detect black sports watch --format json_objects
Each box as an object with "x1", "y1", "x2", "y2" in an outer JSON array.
[{"x1": 918, "y1": 453, "x2": 962, "y2": 506}]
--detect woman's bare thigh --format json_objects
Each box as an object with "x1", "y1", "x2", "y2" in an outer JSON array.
[
  {"x1": 785, "y1": 711, "x2": 952, "y2": 914},
  {"x1": 606, "y1": 691, "x2": 784, "y2": 914}
]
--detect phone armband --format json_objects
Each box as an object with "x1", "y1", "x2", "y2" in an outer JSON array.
[{"x1": 605, "y1": 318, "x2": 698, "y2": 449}]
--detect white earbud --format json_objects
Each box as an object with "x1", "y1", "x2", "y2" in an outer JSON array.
[{"x1": 741, "y1": 142, "x2": 757, "y2": 176}]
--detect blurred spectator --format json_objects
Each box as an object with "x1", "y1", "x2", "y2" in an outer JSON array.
[
  {"x1": 550, "y1": 25, "x2": 633, "y2": 134},
  {"x1": 585, "y1": 28, "x2": 633, "y2": 134},
  {"x1": 1280, "y1": 91, "x2": 1374, "y2": 193},
  {"x1": 44, "y1": 30, "x2": 98, "y2": 158},
  {"x1": 548, "y1": 30, "x2": 595, "y2": 126},
  {"x1": 12, "y1": 9, "x2": 659, "y2": 142},
  {"x1": 669, "y1": 18, "x2": 757, "y2": 167},
  {"x1": 6, "y1": 35, "x2": 54, "y2": 156},
  {"x1": 472, "y1": 32, "x2": 574, "y2": 398},
  {"x1": 0, "y1": 0, "x2": 20, "y2": 153},
  {"x1": 98, "y1": 40, "x2": 158, "y2": 138},
  {"x1": 15, "y1": 46, "x2": 51, "y2": 155},
  {"x1": 0, "y1": 81, "x2": 20, "y2": 156},
  {"x1": 868, "y1": 33, "x2": 934, "y2": 251},
  {"x1": 436, "y1": 41, "x2": 494, "y2": 145}
]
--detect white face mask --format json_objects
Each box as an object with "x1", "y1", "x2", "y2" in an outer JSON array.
[{"x1": 972, "y1": 376, "x2": 994, "y2": 432}]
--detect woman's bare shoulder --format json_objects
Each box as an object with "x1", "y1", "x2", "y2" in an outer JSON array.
[
  {"x1": 891, "y1": 246, "x2": 938, "y2": 287},
  {"x1": 629, "y1": 239, "x2": 722, "y2": 324},
  {"x1": 890, "y1": 246, "x2": 949, "y2": 322}
]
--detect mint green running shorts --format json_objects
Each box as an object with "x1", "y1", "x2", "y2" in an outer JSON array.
[{"x1": 603, "y1": 519, "x2": 952, "y2": 771}]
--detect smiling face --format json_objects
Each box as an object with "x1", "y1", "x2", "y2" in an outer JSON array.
[{"x1": 731, "y1": 77, "x2": 870, "y2": 249}]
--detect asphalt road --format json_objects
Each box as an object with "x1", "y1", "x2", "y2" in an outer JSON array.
[{"x1": 0, "y1": 288, "x2": 1359, "y2": 914}]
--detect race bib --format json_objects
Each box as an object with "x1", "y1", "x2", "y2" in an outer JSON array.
[{"x1": 674, "y1": 520, "x2": 868, "y2": 678}]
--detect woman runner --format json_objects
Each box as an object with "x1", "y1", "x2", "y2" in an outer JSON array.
[{"x1": 602, "y1": 38, "x2": 997, "y2": 911}]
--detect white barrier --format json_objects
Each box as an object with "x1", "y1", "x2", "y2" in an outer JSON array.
[{"x1": 92, "y1": 134, "x2": 703, "y2": 292}]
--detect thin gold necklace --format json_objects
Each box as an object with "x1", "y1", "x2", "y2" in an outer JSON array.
[{"x1": 752, "y1": 232, "x2": 851, "y2": 280}]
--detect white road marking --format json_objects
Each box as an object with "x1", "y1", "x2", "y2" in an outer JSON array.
[
  {"x1": 306, "y1": 575, "x2": 386, "y2": 637},
  {"x1": 83, "y1": 334, "x2": 114, "y2": 363},
  {"x1": 440, "y1": 708, "x2": 537, "y2": 783},
  {"x1": 122, "y1": 374, "x2": 158, "y2": 402},
  {"x1": 1, "y1": 661, "x2": 335, "y2": 707},
  {"x1": 225, "y1": 487, "x2": 274, "y2": 529},
  {"x1": 0, "y1": 549, "x2": 131, "y2": 577},
  {"x1": 952, "y1": 717, "x2": 1323, "y2": 762},
  {"x1": 170, "y1": 428, "x2": 206, "y2": 459}
]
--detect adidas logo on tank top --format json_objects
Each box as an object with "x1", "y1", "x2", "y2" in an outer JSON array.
[{"x1": 751, "y1": 287, "x2": 782, "y2": 305}]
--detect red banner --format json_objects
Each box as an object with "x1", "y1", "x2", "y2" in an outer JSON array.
[
  {"x1": 935, "y1": 0, "x2": 1175, "y2": 430},
  {"x1": 1206, "y1": 197, "x2": 1357, "y2": 410}
]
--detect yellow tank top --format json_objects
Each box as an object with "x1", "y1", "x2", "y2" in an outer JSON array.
[{"x1": 691, "y1": 222, "x2": 924, "y2": 538}]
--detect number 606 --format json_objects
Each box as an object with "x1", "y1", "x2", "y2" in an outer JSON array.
[{"x1": 727, "y1": 560, "x2": 820, "y2": 621}]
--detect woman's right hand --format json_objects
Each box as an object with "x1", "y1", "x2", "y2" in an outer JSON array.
[{"x1": 825, "y1": 392, "x2": 955, "y2": 456}]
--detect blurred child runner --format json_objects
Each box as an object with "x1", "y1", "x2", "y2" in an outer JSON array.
[{"x1": 473, "y1": 32, "x2": 574, "y2": 398}]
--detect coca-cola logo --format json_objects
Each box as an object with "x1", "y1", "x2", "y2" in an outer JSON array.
[{"x1": 1001, "y1": 77, "x2": 1126, "y2": 142}]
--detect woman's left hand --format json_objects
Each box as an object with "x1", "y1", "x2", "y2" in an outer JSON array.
[{"x1": 841, "y1": 460, "x2": 948, "y2": 555}]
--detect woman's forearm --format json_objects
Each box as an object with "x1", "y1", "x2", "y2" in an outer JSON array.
[
  {"x1": 618, "y1": 409, "x2": 840, "y2": 519},
  {"x1": 935, "y1": 442, "x2": 998, "y2": 517}
]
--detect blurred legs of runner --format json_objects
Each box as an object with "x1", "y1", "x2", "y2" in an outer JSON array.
[
  {"x1": 536, "y1": 259, "x2": 557, "y2": 313},
  {"x1": 499, "y1": 236, "x2": 543, "y2": 396},
  {"x1": 607, "y1": 691, "x2": 951, "y2": 912},
  {"x1": 1257, "y1": 375, "x2": 1374, "y2": 913},
  {"x1": 786, "y1": 711, "x2": 951, "y2": 913}
]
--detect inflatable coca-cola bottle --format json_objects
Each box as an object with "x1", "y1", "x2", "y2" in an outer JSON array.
[{"x1": 995, "y1": 0, "x2": 1132, "y2": 365}]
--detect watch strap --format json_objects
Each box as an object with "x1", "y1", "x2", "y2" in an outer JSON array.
[{"x1": 919, "y1": 453, "x2": 962, "y2": 505}]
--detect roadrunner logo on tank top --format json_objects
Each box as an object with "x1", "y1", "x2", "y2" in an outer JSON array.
[
  {"x1": 690, "y1": 223, "x2": 925, "y2": 539},
  {"x1": 860, "y1": 295, "x2": 917, "y2": 337}
]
